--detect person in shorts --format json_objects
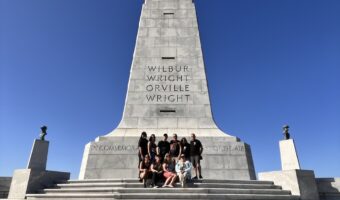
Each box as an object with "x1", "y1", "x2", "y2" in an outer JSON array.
[
  {"x1": 162, "y1": 153, "x2": 177, "y2": 187},
  {"x1": 190, "y1": 133, "x2": 203, "y2": 179}
]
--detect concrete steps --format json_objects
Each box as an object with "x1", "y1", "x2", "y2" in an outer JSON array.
[
  {"x1": 53, "y1": 182, "x2": 282, "y2": 189},
  {"x1": 41, "y1": 188, "x2": 292, "y2": 195},
  {"x1": 26, "y1": 179, "x2": 300, "y2": 200}
]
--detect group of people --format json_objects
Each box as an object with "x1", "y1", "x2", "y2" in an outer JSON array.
[{"x1": 138, "y1": 132, "x2": 203, "y2": 188}]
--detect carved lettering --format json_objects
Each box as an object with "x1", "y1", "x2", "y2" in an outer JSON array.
[
  {"x1": 205, "y1": 145, "x2": 245, "y2": 153},
  {"x1": 146, "y1": 94, "x2": 190, "y2": 103},
  {"x1": 91, "y1": 145, "x2": 138, "y2": 152},
  {"x1": 145, "y1": 65, "x2": 191, "y2": 103}
]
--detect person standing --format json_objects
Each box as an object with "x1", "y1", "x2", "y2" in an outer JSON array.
[
  {"x1": 190, "y1": 133, "x2": 203, "y2": 179},
  {"x1": 180, "y1": 137, "x2": 190, "y2": 160},
  {"x1": 148, "y1": 134, "x2": 157, "y2": 163},
  {"x1": 157, "y1": 133, "x2": 170, "y2": 162},
  {"x1": 169, "y1": 133, "x2": 182, "y2": 160},
  {"x1": 138, "y1": 132, "x2": 148, "y2": 167},
  {"x1": 175, "y1": 154, "x2": 192, "y2": 188}
]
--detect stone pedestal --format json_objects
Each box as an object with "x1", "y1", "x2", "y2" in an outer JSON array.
[
  {"x1": 7, "y1": 140, "x2": 70, "y2": 199},
  {"x1": 280, "y1": 139, "x2": 301, "y2": 170},
  {"x1": 27, "y1": 140, "x2": 49, "y2": 170},
  {"x1": 8, "y1": 169, "x2": 69, "y2": 199},
  {"x1": 259, "y1": 170, "x2": 320, "y2": 200},
  {"x1": 79, "y1": 134, "x2": 256, "y2": 180},
  {"x1": 258, "y1": 138, "x2": 319, "y2": 200}
]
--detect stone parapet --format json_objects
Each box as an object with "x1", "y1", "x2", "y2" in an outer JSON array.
[{"x1": 79, "y1": 136, "x2": 255, "y2": 180}]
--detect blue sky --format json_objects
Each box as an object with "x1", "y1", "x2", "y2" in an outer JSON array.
[{"x1": 1, "y1": 0, "x2": 339, "y2": 179}]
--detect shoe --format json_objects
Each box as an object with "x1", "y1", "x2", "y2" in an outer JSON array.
[
  {"x1": 153, "y1": 186, "x2": 159, "y2": 188},
  {"x1": 181, "y1": 182, "x2": 184, "y2": 188},
  {"x1": 199, "y1": 175, "x2": 203, "y2": 179},
  {"x1": 192, "y1": 176, "x2": 198, "y2": 180},
  {"x1": 168, "y1": 185, "x2": 174, "y2": 188}
]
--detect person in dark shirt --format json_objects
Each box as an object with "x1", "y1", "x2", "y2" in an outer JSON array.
[
  {"x1": 169, "y1": 133, "x2": 182, "y2": 160},
  {"x1": 157, "y1": 133, "x2": 170, "y2": 162},
  {"x1": 190, "y1": 133, "x2": 203, "y2": 179},
  {"x1": 148, "y1": 134, "x2": 157, "y2": 163},
  {"x1": 150, "y1": 155, "x2": 163, "y2": 188},
  {"x1": 138, "y1": 132, "x2": 148, "y2": 167},
  {"x1": 180, "y1": 137, "x2": 190, "y2": 160},
  {"x1": 139, "y1": 154, "x2": 151, "y2": 188}
]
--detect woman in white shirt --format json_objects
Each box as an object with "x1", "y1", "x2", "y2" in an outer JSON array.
[{"x1": 175, "y1": 154, "x2": 192, "y2": 188}]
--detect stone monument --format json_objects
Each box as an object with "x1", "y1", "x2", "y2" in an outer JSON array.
[
  {"x1": 7, "y1": 128, "x2": 69, "y2": 199},
  {"x1": 280, "y1": 125, "x2": 301, "y2": 170},
  {"x1": 79, "y1": 0, "x2": 255, "y2": 180},
  {"x1": 259, "y1": 125, "x2": 320, "y2": 200}
]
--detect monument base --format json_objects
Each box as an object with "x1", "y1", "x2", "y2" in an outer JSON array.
[
  {"x1": 79, "y1": 129, "x2": 256, "y2": 180},
  {"x1": 7, "y1": 169, "x2": 69, "y2": 199},
  {"x1": 259, "y1": 169, "x2": 320, "y2": 200},
  {"x1": 0, "y1": 177, "x2": 11, "y2": 199}
]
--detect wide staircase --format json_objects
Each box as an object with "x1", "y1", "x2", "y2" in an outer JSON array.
[{"x1": 25, "y1": 178, "x2": 300, "y2": 200}]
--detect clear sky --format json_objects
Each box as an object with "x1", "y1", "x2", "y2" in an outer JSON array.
[{"x1": 1, "y1": 0, "x2": 339, "y2": 179}]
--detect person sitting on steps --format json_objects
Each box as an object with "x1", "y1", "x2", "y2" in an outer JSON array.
[
  {"x1": 162, "y1": 153, "x2": 177, "y2": 188},
  {"x1": 150, "y1": 155, "x2": 163, "y2": 188},
  {"x1": 175, "y1": 154, "x2": 192, "y2": 188},
  {"x1": 139, "y1": 154, "x2": 151, "y2": 188}
]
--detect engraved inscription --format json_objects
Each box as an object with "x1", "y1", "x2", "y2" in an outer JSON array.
[
  {"x1": 144, "y1": 65, "x2": 192, "y2": 104},
  {"x1": 205, "y1": 145, "x2": 245, "y2": 154},
  {"x1": 91, "y1": 145, "x2": 138, "y2": 152}
]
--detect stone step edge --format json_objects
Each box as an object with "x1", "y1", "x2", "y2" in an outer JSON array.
[
  {"x1": 52, "y1": 184, "x2": 281, "y2": 190},
  {"x1": 26, "y1": 193, "x2": 300, "y2": 198},
  {"x1": 66, "y1": 179, "x2": 274, "y2": 185},
  {"x1": 41, "y1": 188, "x2": 291, "y2": 195},
  {"x1": 55, "y1": 182, "x2": 279, "y2": 188},
  {"x1": 42, "y1": 187, "x2": 289, "y2": 193}
]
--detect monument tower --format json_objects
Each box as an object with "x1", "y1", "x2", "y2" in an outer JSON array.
[{"x1": 80, "y1": 0, "x2": 256, "y2": 180}]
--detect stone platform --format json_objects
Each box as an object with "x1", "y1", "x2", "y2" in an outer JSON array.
[
  {"x1": 25, "y1": 178, "x2": 299, "y2": 200},
  {"x1": 79, "y1": 134, "x2": 255, "y2": 180}
]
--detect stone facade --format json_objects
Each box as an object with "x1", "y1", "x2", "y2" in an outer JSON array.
[
  {"x1": 80, "y1": 0, "x2": 256, "y2": 180},
  {"x1": 0, "y1": 177, "x2": 11, "y2": 199},
  {"x1": 106, "y1": 0, "x2": 234, "y2": 137},
  {"x1": 279, "y1": 139, "x2": 301, "y2": 170},
  {"x1": 259, "y1": 170, "x2": 320, "y2": 200},
  {"x1": 317, "y1": 178, "x2": 340, "y2": 200}
]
